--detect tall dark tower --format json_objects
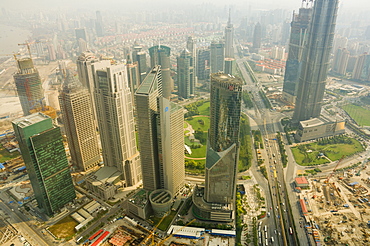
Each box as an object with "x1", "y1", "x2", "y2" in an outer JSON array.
[
  {"x1": 192, "y1": 73, "x2": 242, "y2": 222},
  {"x1": 13, "y1": 113, "x2": 76, "y2": 216},
  {"x1": 149, "y1": 45, "x2": 172, "y2": 99},
  {"x1": 177, "y1": 49, "x2": 195, "y2": 99},
  {"x1": 293, "y1": 0, "x2": 339, "y2": 122},
  {"x1": 252, "y1": 22, "x2": 262, "y2": 53},
  {"x1": 282, "y1": 2, "x2": 313, "y2": 105},
  {"x1": 95, "y1": 11, "x2": 104, "y2": 37}
]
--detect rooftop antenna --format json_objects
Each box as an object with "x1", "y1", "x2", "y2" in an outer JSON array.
[{"x1": 228, "y1": 8, "x2": 231, "y2": 25}]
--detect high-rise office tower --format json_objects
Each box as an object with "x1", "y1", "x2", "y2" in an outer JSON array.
[
  {"x1": 205, "y1": 73, "x2": 242, "y2": 203},
  {"x1": 95, "y1": 11, "x2": 104, "y2": 37},
  {"x1": 58, "y1": 73, "x2": 100, "y2": 172},
  {"x1": 13, "y1": 57, "x2": 44, "y2": 116},
  {"x1": 94, "y1": 64, "x2": 141, "y2": 186},
  {"x1": 224, "y1": 10, "x2": 234, "y2": 59},
  {"x1": 193, "y1": 73, "x2": 242, "y2": 222},
  {"x1": 352, "y1": 53, "x2": 370, "y2": 81},
  {"x1": 132, "y1": 44, "x2": 148, "y2": 83},
  {"x1": 76, "y1": 52, "x2": 110, "y2": 121},
  {"x1": 177, "y1": 49, "x2": 195, "y2": 99},
  {"x1": 135, "y1": 66, "x2": 184, "y2": 195},
  {"x1": 293, "y1": 0, "x2": 339, "y2": 122},
  {"x1": 126, "y1": 61, "x2": 141, "y2": 93},
  {"x1": 149, "y1": 45, "x2": 172, "y2": 99},
  {"x1": 75, "y1": 28, "x2": 87, "y2": 41},
  {"x1": 252, "y1": 22, "x2": 262, "y2": 53},
  {"x1": 332, "y1": 48, "x2": 350, "y2": 75},
  {"x1": 13, "y1": 113, "x2": 76, "y2": 216},
  {"x1": 282, "y1": 4, "x2": 312, "y2": 105},
  {"x1": 78, "y1": 38, "x2": 88, "y2": 54},
  {"x1": 186, "y1": 36, "x2": 197, "y2": 85},
  {"x1": 197, "y1": 49, "x2": 210, "y2": 80},
  {"x1": 210, "y1": 41, "x2": 225, "y2": 73}
]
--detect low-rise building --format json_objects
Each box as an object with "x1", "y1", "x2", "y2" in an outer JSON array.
[
  {"x1": 295, "y1": 177, "x2": 309, "y2": 189},
  {"x1": 295, "y1": 117, "x2": 345, "y2": 142}
]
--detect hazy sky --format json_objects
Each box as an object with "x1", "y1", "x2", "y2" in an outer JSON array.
[{"x1": 1, "y1": 0, "x2": 368, "y2": 13}]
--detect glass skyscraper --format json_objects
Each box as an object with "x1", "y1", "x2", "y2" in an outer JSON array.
[{"x1": 13, "y1": 113, "x2": 76, "y2": 216}]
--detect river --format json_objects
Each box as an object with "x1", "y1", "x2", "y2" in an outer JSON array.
[{"x1": 0, "y1": 24, "x2": 32, "y2": 55}]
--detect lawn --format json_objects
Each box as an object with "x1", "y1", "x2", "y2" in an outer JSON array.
[
  {"x1": 184, "y1": 122, "x2": 188, "y2": 128},
  {"x1": 186, "y1": 116, "x2": 210, "y2": 132},
  {"x1": 48, "y1": 215, "x2": 77, "y2": 239},
  {"x1": 342, "y1": 104, "x2": 370, "y2": 126},
  {"x1": 291, "y1": 137, "x2": 364, "y2": 166},
  {"x1": 185, "y1": 144, "x2": 207, "y2": 158},
  {"x1": 151, "y1": 210, "x2": 177, "y2": 231},
  {"x1": 0, "y1": 144, "x2": 20, "y2": 163},
  {"x1": 198, "y1": 101, "x2": 210, "y2": 116}
]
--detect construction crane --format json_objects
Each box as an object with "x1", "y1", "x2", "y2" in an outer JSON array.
[
  {"x1": 141, "y1": 213, "x2": 168, "y2": 246},
  {"x1": 0, "y1": 53, "x2": 21, "y2": 61},
  {"x1": 158, "y1": 219, "x2": 196, "y2": 246},
  {"x1": 18, "y1": 41, "x2": 44, "y2": 59},
  {"x1": 325, "y1": 155, "x2": 345, "y2": 184}
]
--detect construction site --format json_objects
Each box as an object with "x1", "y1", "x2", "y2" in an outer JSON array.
[{"x1": 298, "y1": 157, "x2": 370, "y2": 245}]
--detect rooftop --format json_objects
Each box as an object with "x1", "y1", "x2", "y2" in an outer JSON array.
[
  {"x1": 295, "y1": 177, "x2": 309, "y2": 185},
  {"x1": 12, "y1": 112, "x2": 50, "y2": 128}
]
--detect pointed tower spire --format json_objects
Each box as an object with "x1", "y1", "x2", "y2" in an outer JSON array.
[{"x1": 228, "y1": 8, "x2": 231, "y2": 25}]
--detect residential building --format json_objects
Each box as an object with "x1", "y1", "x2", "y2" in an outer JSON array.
[{"x1": 13, "y1": 113, "x2": 76, "y2": 216}]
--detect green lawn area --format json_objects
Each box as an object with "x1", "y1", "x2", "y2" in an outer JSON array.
[
  {"x1": 151, "y1": 210, "x2": 177, "y2": 231},
  {"x1": 342, "y1": 104, "x2": 370, "y2": 126},
  {"x1": 184, "y1": 130, "x2": 189, "y2": 135},
  {"x1": 185, "y1": 144, "x2": 207, "y2": 158},
  {"x1": 291, "y1": 138, "x2": 364, "y2": 166},
  {"x1": 0, "y1": 144, "x2": 20, "y2": 163},
  {"x1": 48, "y1": 215, "x2": 77, "y2": 239},
  {"x1": 186, "y1": 116, "x2": 210, "y2": 132},
  {"x1": 198, "y1": 101, "x2": 210, "y2": 116},
  {"x1": 184, "y1": 122, "x2": 188, "y2": 128}
]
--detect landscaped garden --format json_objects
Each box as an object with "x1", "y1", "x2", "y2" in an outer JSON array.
[{"x1": 291, "y1": 135, "x2": 364, "y2": 166}]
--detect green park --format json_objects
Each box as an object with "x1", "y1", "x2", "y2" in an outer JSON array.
[
  {"x1": 342, "y1": 103, "x2": 370, "y2": 127},
  {"x1": 291, "y1": 135, "x2": 364, "y2": 166}
]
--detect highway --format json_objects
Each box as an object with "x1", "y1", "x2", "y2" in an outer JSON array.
[
  {"x1": 236, "y1": 51, "x2": 308, "y2": 245},
  {"x1": 0, "y1": 197, "x2": 51, "y2": 246}
]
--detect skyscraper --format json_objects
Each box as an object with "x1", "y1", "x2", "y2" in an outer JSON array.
[
  {"x1": 210, "y1": 41, "x2": 225, "y2": 73},
  {"x1": 332, "y1": 48, "x2": 350, "y2": 75},
  {"x1": 282, "y1": 4, "x2": 312, "y2": 105},
  {"x1": 224, "y1": 10, "x2": 234, "y2": 59},
  {"x1": 132, "y1": 44, "x2": 148, "y2": 83},
  {"x1": 75, "y1": 28, "x2": 87, "y2": 41},
  {"x1": 94, "y1": 64, "x2": 141, "y2": 186},
  {"x1": 193, "y1": 73, "x2": 242, "y2": 222},
  {"x1": 149, "y1": 45, "x2": 172, "y2": 99},
  {"x1": 135, "y1": 66, "x2": 184, "y2": 195},
  {"x1": 58, "y1": 73, "x2": 100, "y2": 172},
  {"x1": 252, "y1": 22, "x2": 262, "y2": 53},
  {"x1": 177, "y1": 49, "x2": 195, "y2": 99},
  {"x1": 197, "y1": 49, "x2": 210, "y2": 80},
  {"x1": 352, "y1": 53, "x2": 370, "y2": 81},
  {"x1": 13, "y1": 113, "x2": 76, "y2": 216},
  {"x1": 95, "y1": 11, "x2": 104, "y2": 37},
  {"x1": 13, "y1": 57, "x2": 44, "y2": 116},
  {"x1": 76, "y1": 52, "x2": 110, "y2": 120},
  {"x1": 293, "y1": 0, "x2": 339, "y2": 122}
]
